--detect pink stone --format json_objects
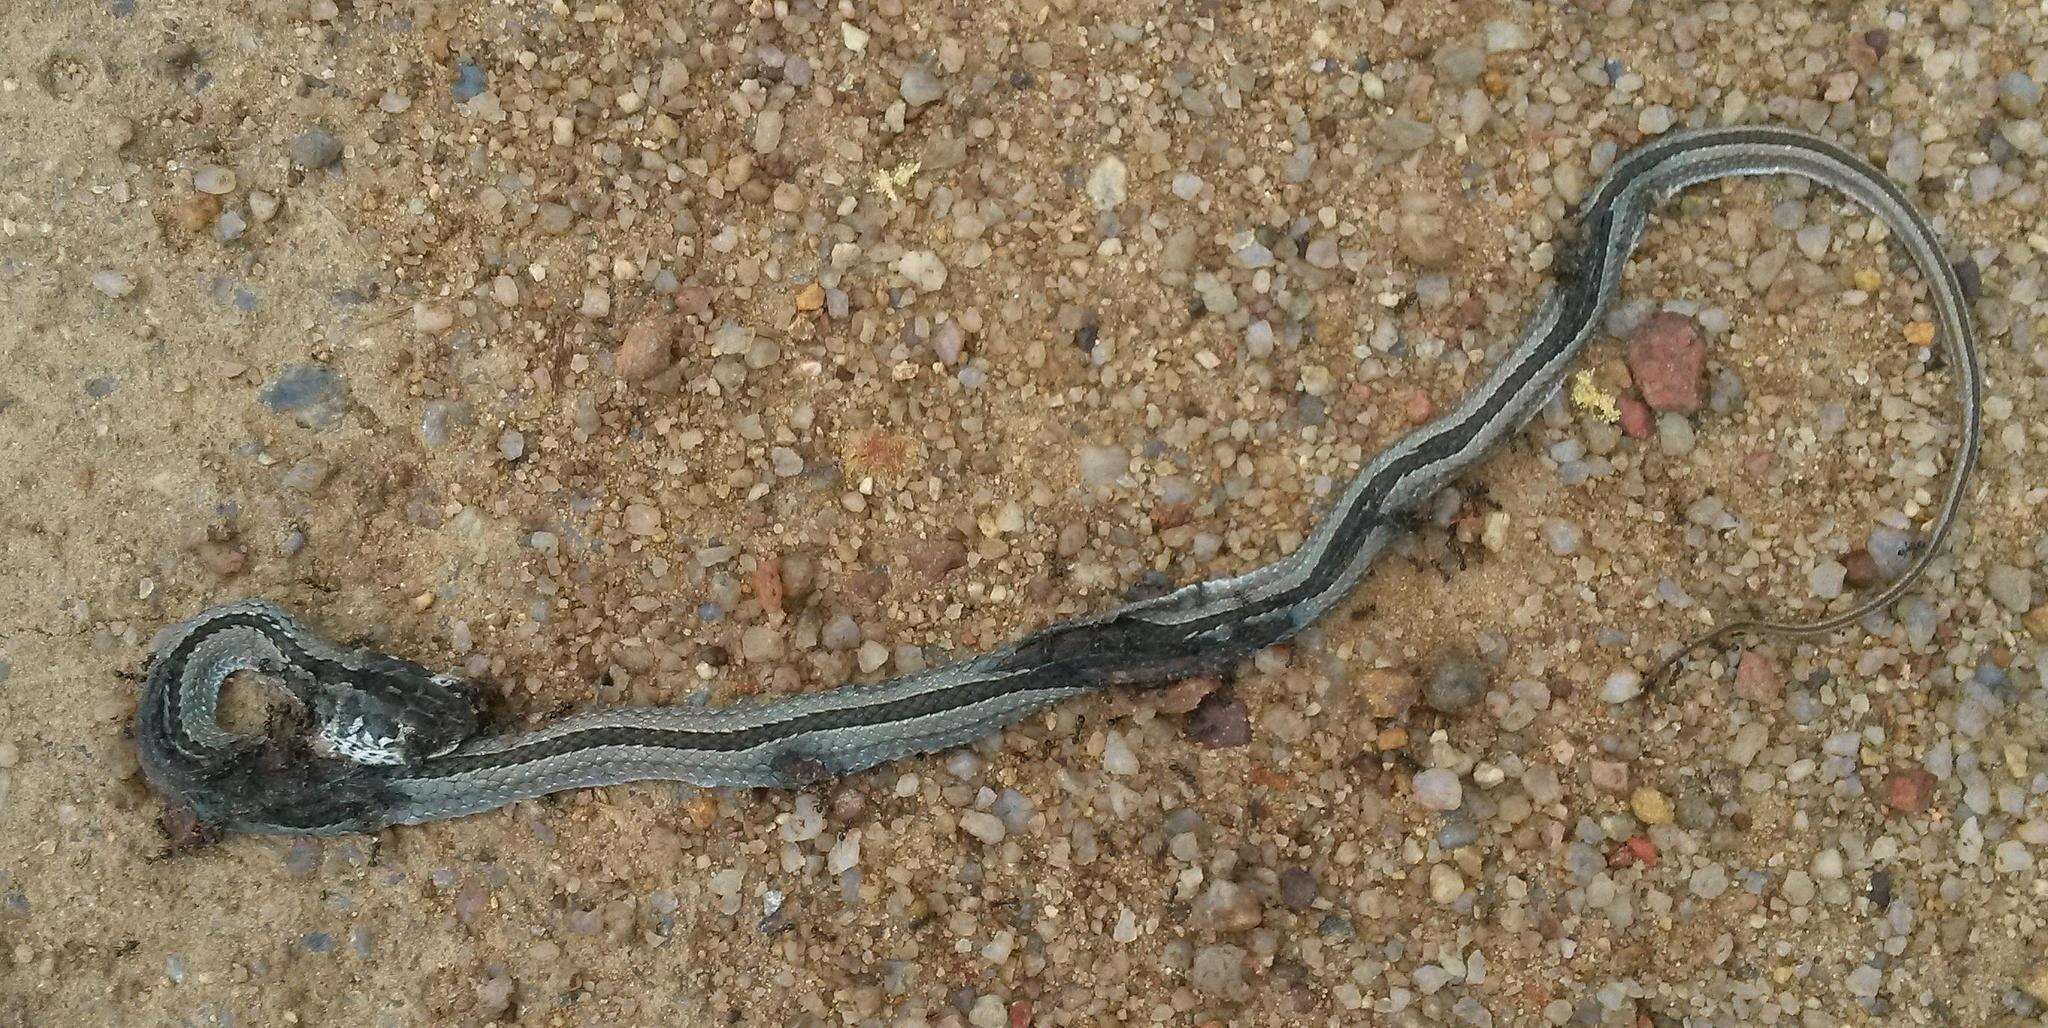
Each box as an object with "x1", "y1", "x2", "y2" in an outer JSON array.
[
  {"x1": 1617, "y1": 396, "x2": 1654, "y2": 439},
  {"x1": 1626, "y1": 311, "x2": 1706, "y2": 414}
]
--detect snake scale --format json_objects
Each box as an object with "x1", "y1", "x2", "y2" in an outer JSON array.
[{"x1": 137, "y1": 126, "x2": 1983, "y2": 835}]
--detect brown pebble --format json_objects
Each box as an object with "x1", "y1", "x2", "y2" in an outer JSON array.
[
  {"x1": 794, "y1": 282, "x2": 825, "y2": 312},
  {"x1": 751, "y1": 555, "x2": 786, "y2": 614},
  {"x1": 1617, "y1": 396, "x2": 1654, "y2": 439},
  {"x1": 615, "y1": 315, "x2": 676, "y2": 382},
  {"x1": 1881, "y1": 767, "x2": 1936, "y2": 816},
  {"x1": 1144, "y1": 676, "x2": 1221, "y2": 715},
  {"x1": 1184, "y1": 687, "x2": 1252, "y2": 749},
  {"x1": 1588, "y1": 760, "x2": 1630, "y2": 794},
  {"x1": 1842, "y1": 548, "x2": 1883, "y2": 590},
  {"x1": 195, "y1": 540, "x2": 246, "y2": 579},
  {"x1": 1625, "y1": 312, "x2": 1706, "y2": 415},
  {"x1": 2021, "y1": 603, "x2": 2048, "y2": 641},
  {"x1": 1733, "y1": 650, "x2": 1782, "y2": 703},
  {"x1": 910, "y1": 538, "x2": 968, "y2": 581},
  {"x1": 674, "y1": 286, "x2": 714, "y2": 319},
  {"x1": 1357, "y1": 669, "x2": 1419, "y2": 720},
  {"x1": 171, "y1": 193, "x2": 223, "y2": 234}
]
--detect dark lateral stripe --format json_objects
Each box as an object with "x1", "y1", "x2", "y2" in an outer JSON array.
[{"x1": 413, "y1": 665, "x2": 1090, "y2": 777}]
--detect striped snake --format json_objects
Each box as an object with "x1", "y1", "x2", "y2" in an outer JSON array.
[{"x1": 137, "y1": 126, "x2": 1982, "y2": 835}]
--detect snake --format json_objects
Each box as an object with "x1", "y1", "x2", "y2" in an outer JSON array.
[{"x1": 135, "y1": 125, "x2": 1982, "y2": 836}]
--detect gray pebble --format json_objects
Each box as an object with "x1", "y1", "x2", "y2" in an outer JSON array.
[
  {"x1": 1656, "y1": 414, "x2": 1695, "y2": 456},
  {"x1": 289, "y1": 128, "x2": 344, "y2": 169},
  {"x1": 1998, "y1": 71, "x2": 2042, "y2": 116},
  {"x1": 1809, "y1": 560, "x2": 1847, "y2": 600},
  {"x1": 1541, "y1": 519, "x2": 1582, "y2": 556},
  {"x1": 1984, "y1": 564, "x2": 2032, "y2": 614},
  {"x1": 821, "y1": 613, "x2": 861, "y2": 651},
  {"x1": 1423, "y1": 652, "x2": 1486, "y2": 713},
  {"x1": 1413, "y1": 768, "x2": 1463, "y2": 811},
  {"x1": 498, "y1": 429, "x2": 525, "y2": 462},
  {"x1": 900, "y1": 66, "x2": 945, "y2": 108}
]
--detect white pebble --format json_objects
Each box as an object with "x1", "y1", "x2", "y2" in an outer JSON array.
[
  {"x1": 1600, "y1": 670, "x2": 1642, "y2": 704},
  {"x1": 897, "y1": 250, "x2": 948, "y2": 292},
  {"x1": 1101, "y1": 730, "x2": 1139, "y2": 776}
]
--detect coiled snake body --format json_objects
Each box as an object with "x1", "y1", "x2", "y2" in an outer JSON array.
[{"x1": 137, "y1": 127, "x2": 1983, "y2": 835}]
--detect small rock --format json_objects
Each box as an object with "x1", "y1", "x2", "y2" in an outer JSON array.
[
  {"x1": 615, "y1": 317, "x2": 675, "y2": 381},
  {"x1": 1985, "y1": 564, "x2": 2033, "y2": 614},
  {"x1": 1617, "y1": 395, "x2": 1654, "y2": 438},
  {"x1": 856, "y1": 639, "x2": 889, "y2": 674},
  {"x1": 741, "y1": 625, "x2": 784, "y2": 662},
  {"x1": 958, "y1": 810, "x2": 1007, "y2": 845},
  {"x1": 1101, "y1": 731, "x2": 1138, "y2": 776},
  {"x1": 258, "y1": 363, "x2": 349, "y2": 429},
  {"x1": 1481, "y1": 19, "x2": 1533, "y2": 52},
  {"x1": 1734, "y1": 650, "x2": 1782, "y2": 702},
  {"x1": 1626, "y1": 312, "x2": 1706, "y2": 414},
  {"x1": 1190, "y1": 880, "x2": 1262, "y2": 933},
  {"x1": 1188, "y1": 945, "x2": 1247, "y2": 998},
  {"x1": 1085, "y1": 156, "x2": 1128, "y2": 209},
  {"x1": 1412, "y1": 768, "x2": 1463, "y2": 811},
  {"x1": 91, "y1": 270, "x2": 136, "y2": 298},
  {"x1": 1882, "y1": 768, "x2": 1936, "y2": 815},
  {"x1": 1358, "y1": 669, "x2": 1420, "y2": 719},
  {"x1": 897, "y1": 250, "x2": 947, "y2": 292},
  {"x1": 497, "y1": 429, "x2": 524, "y2": 461},
  {"x1": 1184, "y1": 688, "x2": 1251, "y2": 748},
  {"x1": 899, "y1": 65, "x2": 945, "y2": 107},
  {"x1": 289, "y1": 128, "x2": 343, "y2": 169},
  {"x1": 1422, "y1": 650, "x2": 1486, "y2": 713},
  {"x1": 192, "y1": 166, "x2": 236, "y2": 195},
  {"x1": 1277, "y1": 867, "x2": 1317, "y2": 911},
  {"x1": 821, "y1": 614, "x2": 861, "y2": 651},
  {"x1": 171, "y1": 194, "x2": 223, "y2": 234},
  {"x1": 1378, "y1": 117, "x2": 1435, "y2": 153},
  {"x1": 1630, "y1": 787, "x2": 1674, "y2": 825},
  {"x1": 413, "y1": 302, "x2": 454, "y2": 335},
  {"x1": 1589, "y1": 760, "x2": 1630, "y2": 794},
  {"x1": 1428, "y1": 864, "x2": 1465, "y2": 905},
  {"x1": 1600, "y1": 670, "x2": 1642, "y2": 704}
]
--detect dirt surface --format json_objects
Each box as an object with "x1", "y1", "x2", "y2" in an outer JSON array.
[{"x1": 2, "y1": 0, "x2": 2046, "y2": 1025}]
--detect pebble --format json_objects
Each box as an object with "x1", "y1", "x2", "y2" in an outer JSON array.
[
  {"x1": 1423, "y1": 651, "x2": 1486, "y2": 713},
  {"x1": 1882, "y1": 768, "x2": 1937, "y2": 815},
  {"x1": 1600, "y1": 670, "x2": 1642, "y2": 704},
  {"x1": 1188, "y1": 945, "x2": 1246, "y2": 997},
  {"x1": 897, "y1": 251, "x2": 947, "y2": 292},
  {"x1": 821, "y1": 613, "x2": 861, "y2": 651},
  {"x1": 1734, "y1": 650, "x2": 1782, "y2": 702},
  {"x1": 497, "y1": 429, "x2": 524, "y2": 461},
  {"x1": 413, "y1": 302, "x2": 454, "y2": 335},
  {"x1": 1078, "y1": 445, "x2": 1125, "y2": 487},
  {"x1": 258, "y1": 363, "x2": 349, "y2": 429},
  {"x1": 192, "y1": 166, "x2": 236, "y2": 195},
  {"x1": 1413, "y1": 768, "x2": 1463, "y2": 811},
  {"x1": 1809, "y1": 560, "x2": 1848, "y2": 600},
  {"x1": 1626, "y1": 312, "x2": 1705, "y2": 414},
  {"x1": 1101, "y1": 731, "x2": 1138, "y2": 776},
  {"x1": 1085, "y1": 156, "x2": 1127, "y2": 209},
  {"x1": 1428, "y1": 864, "x2": 1465, "y2": 905},
  {"x1": 1985, "y1": 565, "x2": 2033, "y2": 614},
  {"x1": 899, "y1": 66, "x2": 945, "y2": 108},
  {"x1": 1998, "y1": 71, "x2": 2042, "y2": 115},
  {"x1": 1540, "y1": 519, "x2": 1582, "y2": 556},
  {"x1": 1190, "y1": 880, "x2": 1262, "y2": 933},
  {"x1": 615, "y1": 317, "x2": 675, "y2": 381},
  {"x1": 958, "y1": 810, "x2": 1006, "y2": 845},
  {"x1": 1630, "y1": 787, "x2": 1674, "y2": 825},
  {"x1": 1481, "y1": 19, "x2": 1533, "y2": 52},
  {"x1": 1277, "y1": 867, "x2": 1317, "y2": 911},
  {"x1": 289, "y1": 128, "x2": 343, "y2": 169},
  {"x1": 90, "y1": 270, "x2": 136, "y2": 298}
]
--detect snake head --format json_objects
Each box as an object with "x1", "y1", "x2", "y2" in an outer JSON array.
[{"x1": 309, "y1": 661, "x2": 479, "y2": 767}]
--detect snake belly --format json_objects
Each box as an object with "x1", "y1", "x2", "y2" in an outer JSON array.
[{"x1": 135, "y1": 125, "x2": 1981, "y2": 835}]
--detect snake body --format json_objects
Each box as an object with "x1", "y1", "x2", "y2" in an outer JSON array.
[{"x1": 137, "y1": 126, "x2": 1982, "y2": 835}]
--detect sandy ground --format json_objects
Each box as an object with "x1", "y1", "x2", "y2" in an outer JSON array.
[{"x1": 2, "y1": 0, "x2": 2045, "y2": 1025}]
